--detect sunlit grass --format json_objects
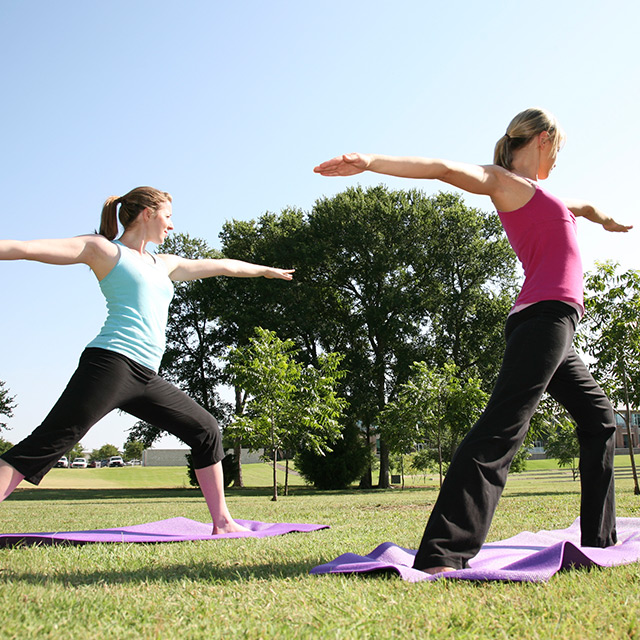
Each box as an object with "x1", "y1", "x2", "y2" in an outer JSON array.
[{"x1": 1, "y1": 463, "x2": 639, "y2": 639}]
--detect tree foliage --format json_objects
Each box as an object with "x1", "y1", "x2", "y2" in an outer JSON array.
[
  {"x1": 123, "y1": 440, "x2": 144, "y2": 462},
  {"x1": 89, "y1": 444, "x2": 120, "y2": 463},
  {"x1": 227, "y1": 327, "x2": 346, "y2": 500},
  {"x1": 295, "y1": 419, "x2": 371, "y2": 489},
  {"x1": 298, "y1": 187, "x2": 516, "y2": 488},
  {"x1": 381, "y1": 361, "x2": 488, "y2": 486},
  {"x1": 0, "y1": 436, "x2": 13, "y2": 456},
  {"x1": 577, "y1": 261, "x2": 640, "y2": 494},
  {"x1": 67, "y1": 443, "x2": 85, "y2": 462},
  {"x1": 127, "y1": 186, "x2": 518, "y2": 494},
  {"x1": 0, "y1": 380, "x2": 16, "y2": 431}
]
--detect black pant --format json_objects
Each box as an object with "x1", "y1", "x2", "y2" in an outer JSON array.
[
  {"x1": 1, "y1": 348, "x2": 224, "y2": 485},
  {"x1": 413, "y1": 301, "x2": 617, "y2": 571}
]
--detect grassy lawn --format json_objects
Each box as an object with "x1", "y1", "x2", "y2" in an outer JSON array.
[
  {"x1": 1, "y1": 462, "x2": 639, "y2": 639},
  {"x1": 36, "y1": 462, "x2": 308, "y2": 490}
]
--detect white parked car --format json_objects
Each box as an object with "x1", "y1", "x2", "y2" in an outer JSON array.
[
  {"x1": 71, "y1": 457, "x2": 88, "y2": 468},
  {"x1": 108, "y1": 456, "x2": 125, "y2": 467},
  {"x1": 55, "y1": 456, "x2": 69, "y2": 468}
]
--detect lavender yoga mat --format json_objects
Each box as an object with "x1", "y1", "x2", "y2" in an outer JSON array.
[
  {"x1": 311, "y1": 517, "x2": 640, "y2": 583},
  {"x1": 0, "y1": 517, "x2": 329, "y2": 547}
]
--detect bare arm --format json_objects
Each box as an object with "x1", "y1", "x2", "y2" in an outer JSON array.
[
  {"x1": 564, "y1": 200, "x2": 633, "y2": 233},
  {"x1": 314, "y1": 153, "x2": 505, "y2": 197},
  {"x1": 158, "y1": 254, "x2": 295, "y2": 282},
  {"x1": 0, "y1": 235, "x2": 118, "y2": 278}
]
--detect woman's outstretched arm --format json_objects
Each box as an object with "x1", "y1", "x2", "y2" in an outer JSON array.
[
  {"x1": 314, "y1": 153, "x2": 504, "y2": 197},
  {"x1": 0, "y1": 235, "x2": 118, "y2": 275},
  {"x1": 158, "y1": 254, "x2": 295, "y2": 282},
  {"x1": 563, "y1": 200, "x2": 633, "y2": 233}
]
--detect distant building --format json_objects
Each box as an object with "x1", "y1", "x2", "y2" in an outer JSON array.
[
  {"x1": 614, "y1": 410, "x2": 640, "y2": 450},
  {"x1": 142, "y1": 448, "x2": 265, "y2": 466}
]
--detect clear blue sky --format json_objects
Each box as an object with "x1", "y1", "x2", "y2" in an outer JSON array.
[{"x1": 1, "y1": 0, "x2": 638, "y2": 452}]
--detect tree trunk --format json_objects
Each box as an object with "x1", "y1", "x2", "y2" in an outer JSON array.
[
  {"x1": 437, "y1": 426, "x2": 443, "y2": 488},
  {"x1": 621, "y1": 361, "x2": 640, "y2": 495},
  {"x1": 284, "y1": 456, "x2": 290, "y2": 496},
  {"x1": 271, "y1": 410, "x2": 278, "y2": 501},
  {"x1": 231, "y1": 386, "x2": 245, "y2": 488},
  {"x1": 232, "y1": 439, "x2": 244, "y2": 488},
  {"x1": 359, "y1": 422, "x2": 373, "y2": 489},
  {"x1": 272, "y1": 447, "x2": 278, "y2": 502},
  {"x1": 378, "y1": 438, "x2": 390, "y2": 488},
  {"x1": 623, "y1": 406, "x2": 640, "y2": 495}
]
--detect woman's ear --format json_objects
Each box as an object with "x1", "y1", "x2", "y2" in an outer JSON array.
[{"x1": 538, "y1": 131, "x2": 551, "y2": 147}]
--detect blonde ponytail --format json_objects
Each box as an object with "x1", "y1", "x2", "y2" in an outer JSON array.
[
  {"x1": 97, "y1": 187, "x2": 172, "y2": 239},
  {"x1": 494, "y1": 107, "x2": 566, "y2": 170}
]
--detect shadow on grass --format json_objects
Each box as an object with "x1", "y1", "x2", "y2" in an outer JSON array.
[
  {"x1": 0, "y1": 558, "x2": 316, "y2": 586},
  {"x1": 7, "y1": 485, "x2": 419, "y2": 502}
]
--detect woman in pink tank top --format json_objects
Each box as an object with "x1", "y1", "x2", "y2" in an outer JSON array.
[{"x1": 315, "y1": 107, "x2": 632, "y2": 574}]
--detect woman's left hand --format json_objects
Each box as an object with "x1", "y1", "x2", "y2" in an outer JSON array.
[
  {"x1": 264, "y1": 268, "x2": 295, "y2": 280},
  {"x1": 603, "y1": 219, "x2": 633, "y2": 233}
]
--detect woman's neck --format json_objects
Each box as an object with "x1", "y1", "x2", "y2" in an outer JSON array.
[
  {"x1": 118, "y1": 229, "x2": 149, "y2": 256},
  {"x1": 510, "y1": 138, "x2": 541, "y2": 181}
]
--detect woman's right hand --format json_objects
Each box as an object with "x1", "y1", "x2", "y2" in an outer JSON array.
[{"x1": 314, "y1": 153, "x2": 372, "y2": 176}]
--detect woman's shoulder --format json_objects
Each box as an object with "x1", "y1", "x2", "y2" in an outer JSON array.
[
  {"x1": 79, "y1": 234, "x2": 119, "y2": 258},
  {"x1": 490, "y1": 168, "x2": 537, "y2": 213},
  {"x1": 77, "y1": 235, "x2": 120, "y2": 280}
]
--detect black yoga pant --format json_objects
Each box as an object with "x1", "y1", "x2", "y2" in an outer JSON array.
[
  {"x1": 1, "y1": 348, "x2": 224, "y2": 485},
  {"x1": 413, "y1": 301, "x2": 617, "y2": 571}
]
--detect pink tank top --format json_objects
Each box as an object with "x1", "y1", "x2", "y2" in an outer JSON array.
[{"x1": 498, "y1": 183, "x2": 584, "y2": 313}]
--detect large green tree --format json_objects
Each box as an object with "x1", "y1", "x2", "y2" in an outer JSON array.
[
  {"x1": 219, "y1": 187, "x2": 517, "y2": 490},
  {"x1": 302, "y1": 187, "x2": 516, "y2": 488},
  {"x1": 577, "y1": 261, "x2": 640, "y2": 494},
  {"x1": 128, "y1": 187, "x2": 516, "y2": 493}
]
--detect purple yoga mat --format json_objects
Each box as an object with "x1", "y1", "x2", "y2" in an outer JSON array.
[
  {"x1": 311, "y1": 517, "x2": 640, "y2": 583},
  {"x1": 0, "y1": 517, "x2": 329, "y2": 547}
]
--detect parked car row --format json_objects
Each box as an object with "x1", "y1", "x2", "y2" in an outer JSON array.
[{"x1": 55, "y1": 455, "x2": 134, "y2": 468}]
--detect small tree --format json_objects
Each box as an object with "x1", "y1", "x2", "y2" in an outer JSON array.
[
  {"x1": 67, "y1": 443, "x2": 85, "y2": 463},
  {"x1": 227, "y1": 327, "x2": 346, "y2": 500},
  {"x1": 0, "y1": 436, "x2": 13, "y2": 456},
  {"x1": 545, "y1": 420, "x2": 580, "y2": 480},
  {"x1": 294, "y1": 420, "x2": 370, "y2": 490},
  {"x1": 0, "y1": 380, "x2": 16, "y2": 431},
  {"x1": 578, "y1": 261, "x2": 640, "y2": 495},
  {"x1": 123, "y1": 439, "x2": 144, "y2": 462},
  {"x1": 381, "y1": 362, "x2": 488, "y2": 487},
  {"x1": 89, "y1": 444, "x2": 120, "y2": 463}
]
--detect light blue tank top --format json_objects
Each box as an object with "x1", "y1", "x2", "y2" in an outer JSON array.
[{"x1": 86, "y1": 241, "x2": 174, "y2": 371}]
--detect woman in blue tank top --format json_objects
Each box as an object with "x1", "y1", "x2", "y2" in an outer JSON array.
[{"x1": 0, "y1": 186, "x2": 294, "y2": 534}]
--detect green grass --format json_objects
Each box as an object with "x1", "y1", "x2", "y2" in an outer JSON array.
[
  {"x1": 1, "y1": 464, "x2": 640, "y2": 639},
  {"x1": 37, "y1": 462, "x2": 308, "y2": 490}
]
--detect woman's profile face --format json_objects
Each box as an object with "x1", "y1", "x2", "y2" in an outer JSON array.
[
  {"x1": 538, "y1": 133, "x2": 559, "y2": 180},
  {"x1": 147, "y1": 201, "x2": 174, "y2": 244}
]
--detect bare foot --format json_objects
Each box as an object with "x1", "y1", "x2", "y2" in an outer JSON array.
[
  {"x1": 423, "y1": 566, "x2": 457, "y2": 575},
  {"x1": 212, "y1": 520, "x2": 251, "y2": 535}
]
